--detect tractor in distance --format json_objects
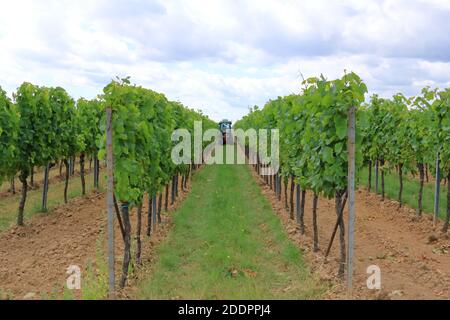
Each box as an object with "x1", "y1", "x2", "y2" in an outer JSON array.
[{"x1": 218, "y1": 119, "x2": 233, "y2": 144}]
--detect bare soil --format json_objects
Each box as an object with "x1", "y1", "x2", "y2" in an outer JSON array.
[
  {"x1": 0, "y1": 161, "x2": 100, "y2": 200},
  {"x1": 0, "y1": 173, "x2": 191, "y2": 300},
  {"x1": 1, "y1": 161, "x2": 449, "y2": 300},
  {"x1": 250, "y1": 166, "x2": 450, "y2": 300}
]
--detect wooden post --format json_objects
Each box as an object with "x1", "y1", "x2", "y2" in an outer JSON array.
[
  {"x1": 93, "y1": 156, "x2": 98, "y2": 189},
  {"x1": 347, "y1": 106, "x2": 356, "y2": 295},
  {"x1": 105, "y1": 107, "x2": 115, "y2": 299},
  {"x1": 152, "y1": 194, "x2": 157, "y2": 232},
  {"x1": 434, "y1": 153, "x2": 441, "y2": 225},
  {"x1": 42, "y1": 163, "x2": 50, "y2": 211},
  {"x1": 375, "y1": 159, "x2": 379, "y2": 194},
  {"x1": 295, "y1": 184, "x2": 301, "y2": 223}
]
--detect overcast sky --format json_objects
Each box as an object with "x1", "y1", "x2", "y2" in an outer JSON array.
[{"x1": 0, "y1": 0, "x2": 449, "y2": 121}]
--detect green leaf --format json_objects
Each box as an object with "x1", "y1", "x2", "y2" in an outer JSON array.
[
  {"x1": 335, "y1": 142, "x2": 343, "y2": 154},
  {"x1": 335, "y1": 117, "x2": 347, "y2": 140},
  {"x1": 322, "y1": 146, "x2": 334, "y2": 163}
]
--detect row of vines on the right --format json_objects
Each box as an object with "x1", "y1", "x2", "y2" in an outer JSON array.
[
  {"x1": 360, "y1": 88, "x2": 450, "y2": 228},
  {"x1": 235, "y1": 72, "x2": 449, "y2": 277}
]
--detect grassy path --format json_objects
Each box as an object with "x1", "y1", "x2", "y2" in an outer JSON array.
[{"x1": 138, "y1": 164, "x2": 325, "y2": 299}]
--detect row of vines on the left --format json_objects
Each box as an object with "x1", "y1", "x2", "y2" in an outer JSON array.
[
  {"x1": 0, "y1": 78, "x2": 216, "y2": 289},
  {"x1": 99, "y1": 77, "x2": 216, "y2": 288},
  {"x1": 0, "y1": 83, "x2": 103, "y2": 225}
]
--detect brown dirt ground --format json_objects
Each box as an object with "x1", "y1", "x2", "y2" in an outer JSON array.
[
  {"x1": 0, "y1": 172, "x2": 192, "y2": 300},
  {"x1": 2, "y1": 158, "x2": 449, "y2": 300},
  {"x1": 0, "y1": 161, "x2": 100, "y2": 200},
  {"x1": 250, "y1": 166, "x2": 450, "y2": 300}
]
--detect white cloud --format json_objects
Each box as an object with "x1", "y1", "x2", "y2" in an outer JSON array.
[{"x1": 0, "y1": 0, "x2": 449, "y2": 121}]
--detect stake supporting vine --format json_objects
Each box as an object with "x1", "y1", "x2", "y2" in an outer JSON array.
[
  {"x1": 106, "y1": 106, "x2": 115, "y2": 299},
  {"x1": 347, "y1": 105, "x2": 356, "y2": 295},
  {"x1": 434, "y1": 153, "x2": 441, "y2": 225}
]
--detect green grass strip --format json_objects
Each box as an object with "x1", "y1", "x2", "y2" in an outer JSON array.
[{"x1": 138, "y1": 164, "x2": 325, "y2": 299}]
